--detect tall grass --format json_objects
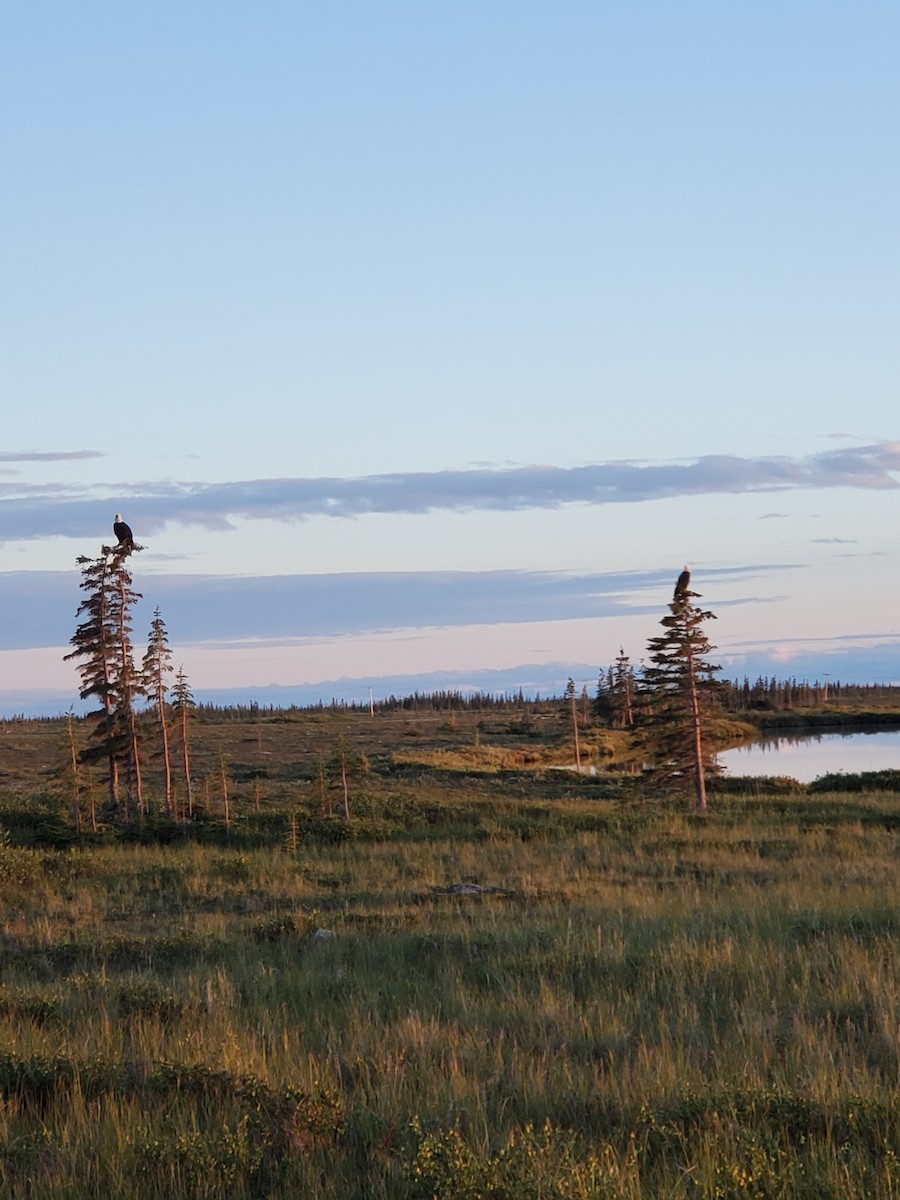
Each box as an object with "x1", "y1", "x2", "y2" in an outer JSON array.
[{"x1": 0, "y1": 793, "x2": 899, "y2": 1195}]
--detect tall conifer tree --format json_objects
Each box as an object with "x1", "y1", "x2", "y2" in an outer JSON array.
[
  {"x1": 170, "y1": 665, "x2": 195, "y2": 820},
  {"x1": 611, "y1": 647, "x2": 636, "y2": 727},
  {"x1": 638, "y1": 570, "x2": 721, "y2": 810},
  {"x1": 64, "y1": 549, "x2": 143, "y2": 816},
  {"x1": 142, "y1": 608, "x2": 174, "y2": 817}
]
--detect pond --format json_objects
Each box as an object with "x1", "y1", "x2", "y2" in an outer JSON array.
[{"x1": 719, "y1": 728, "x2": 900, "y2": 784}]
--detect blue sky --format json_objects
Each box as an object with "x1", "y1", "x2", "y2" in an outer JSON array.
[{"x1": 2, "y1": 3, "x2": 899, "y2": 713}]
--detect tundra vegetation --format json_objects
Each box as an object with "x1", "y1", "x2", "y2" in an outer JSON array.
[
  {"x1": 1, "y1": 554, "x2": 898, "y2": 1195},
  {"x1": 2, "y1": 693, "x2": 900, "y2": 1198}
]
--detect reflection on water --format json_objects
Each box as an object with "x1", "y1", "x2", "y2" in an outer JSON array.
[{"x1": 719, "y1": 729, "x2": 900, "y2": 784}]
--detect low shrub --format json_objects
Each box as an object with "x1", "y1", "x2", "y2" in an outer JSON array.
[{"x1": 808, "y1": 769, "x2": 900, "y2": 793}]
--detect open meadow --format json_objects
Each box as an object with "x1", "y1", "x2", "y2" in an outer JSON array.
[{"x1": 1, "y1": 705, "x2": 900, "y2": 1197}]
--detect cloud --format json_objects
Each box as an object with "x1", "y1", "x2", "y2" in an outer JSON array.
[
  {"x1": 1, "y1": 441, "x2": 898, "y2": 541},
  {"x1": 0, "y1": 563, "x2": 789, "y2": 651},
  {"x1": 0, "y1": 450, "x2": 103, "y2": 463}
]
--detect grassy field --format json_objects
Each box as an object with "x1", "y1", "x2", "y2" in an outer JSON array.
[{"x1": 0, "y1": 707, "x2": 899, "y2": 1197}]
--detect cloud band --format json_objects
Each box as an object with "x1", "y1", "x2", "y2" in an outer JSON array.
[{"x1": 0, "y1": 442, "x2": 897, "y2": 540}]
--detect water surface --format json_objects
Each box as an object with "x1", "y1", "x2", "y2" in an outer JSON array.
[{"x1": 719, "y1": 728, "x2": 900, "y2": 784}]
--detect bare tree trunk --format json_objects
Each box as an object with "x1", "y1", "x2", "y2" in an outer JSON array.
[
  {"x1": 571, "y1": 694, "x2": 582, "y2": 773},
  {"x1": 179, "y1": 707, "x2": 193, "y2": 819},
  {"x1": 88, "y1": 775, "x2": 98, "y2": 834},
  {"x1": 66, "y1": 714, "x2": 82, "y2": 834},
  {"x1": 128, "y1": 706, "x2": 143, "y2": 816},
  {"x1": 220, "y1": 758, "x2": 230, "y2": 832},
  {"x1": 108, "y1": 714, "x2": 122, "y2": 815},
  {"x1": 686, "y1": 646, "x2": 707, "y2": 812},
  {"x1": 317, "y1": 760, "x2": 329, "y2": 815},
  {"x1": 341, "y1": 751, "x2": 350, "y2": 821},
  {"x1": 102, "y1": 678, "x2": 120, "y2": 810},
  {"x1": 160, "y1": 710, "x2": 173, "y2": 817},
  {"x1": 623, "y1": 675, "x2": 634, "y2": 726}
]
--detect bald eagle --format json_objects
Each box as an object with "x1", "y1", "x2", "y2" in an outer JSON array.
[
  {"x1": 113, "y1": 514, "x2": 134, "y2": 553},
  {"x1": 674, "y1": 565, "x2": 691, "y2": 598}
]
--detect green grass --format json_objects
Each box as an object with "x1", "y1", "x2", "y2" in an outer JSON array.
[
  {"x1": 1, "y1": 708, "x2": 900, "y2": 1195},
  {"x1": 0, "y1": 782, "x2": 898, "y2": 1196}
]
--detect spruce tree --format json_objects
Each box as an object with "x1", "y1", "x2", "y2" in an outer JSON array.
[
  {"x1": 611, "y1": 647, "x2": 636, "y2": 727},
  {"x1": 142, "y1": 608, "x2": 174, "y2": 817},
  {"x1": 64, "y1": 549, "x2": 143, "y2": 816},
  {"x1": 594, "y1": 668, "x2": 613, "y2": 723},
  {"x1": 638, "y1": 570, "x2": 721, "y2": 810},
  {"x1": 170, "y1": 665, "x2": 195, "y2": 820}
]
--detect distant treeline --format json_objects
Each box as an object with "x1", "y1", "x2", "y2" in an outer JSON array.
[
  {"x1": 191, "y1": 689, "x2": 550, "y2": 721},
  {"x1": 5, "y1": 677, "x2": 900, "y2": 728},
  {"x1": 719, "y1": 677, "x2": 900, "y2": 712},
  {"x1": 183, "y1": 677, "x2": 900, "y2": 722}
]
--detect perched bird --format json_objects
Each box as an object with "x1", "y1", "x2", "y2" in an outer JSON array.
[
  {"x1": 113, "y1": 513, "x2": 135, "y2": 553},
  {"x1": 674, "y1": 564, "x2": 691, "y2": 598}
]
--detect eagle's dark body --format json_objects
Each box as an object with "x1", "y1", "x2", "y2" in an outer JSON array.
[
  {"x1": 113, "y1": 514, "x2": 134, "y2": 552},
  {"x1": 674, "y1": 565, "x2": 691, "y2": 598}
]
